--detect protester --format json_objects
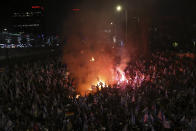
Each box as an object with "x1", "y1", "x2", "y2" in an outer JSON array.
[{"x1": 0, "y1": 51, "x2": 195, "y2": 130}]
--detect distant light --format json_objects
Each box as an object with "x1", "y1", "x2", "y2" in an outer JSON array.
[
  {"x1": 32, "y1": 6, "x2": 44, "y2": 10},
  {"x1": 16, "y1": 24, "x2": 39, "y2": 27},
  {"x1": 172, "y1": 42, "x2": 179, "y2": 47},
  {"x1": 72, "y1": 9, "x2": 80, "y2": 11},
  {"x1": 116, "y1": 5, "x2": 122, "y2": 12},
  {"x1": 90, "y1": 57, "x2": 95, "y2": 62},
  {"x1": 32, "y1": 6, "x2": 41, "y2": 9},
  {"x1": 4, "y1": 28, "x2": 7, "y2": 31},
  {"x1": 110, "y1": 22, "x2": 113, "y2": 25}
]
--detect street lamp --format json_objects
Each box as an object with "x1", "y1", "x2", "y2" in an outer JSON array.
[
  {"x1": 116, "y1": 5, "x2": 127, "y2": 45},
  {"x1": 116, "y1": 5, "x2": 122, "y2": 12}
]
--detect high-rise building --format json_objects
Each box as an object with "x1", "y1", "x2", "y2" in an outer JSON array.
[{"x1": 11, "y1": 0, "x2": 44, "y2": 34}]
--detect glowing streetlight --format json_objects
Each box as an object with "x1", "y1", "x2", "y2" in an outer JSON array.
[
  {"x1": 116, "y1": 5, "x2": 122, "y2": 12},
  {"x1": 115, "y1": 5, "x2": 128, "y2": 45}
]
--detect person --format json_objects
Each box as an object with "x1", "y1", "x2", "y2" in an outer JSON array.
[{"x1": 0, "y1": 51, "x2": 195, "y2": 130}]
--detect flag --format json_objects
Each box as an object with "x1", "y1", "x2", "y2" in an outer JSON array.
[
  {"x1": 158, "y1": 110, "x2": 164, "y2": 121},
  {"x1": 149, "y1": 114, "x2": 154, "y2": 123},
  {"x1": 144, "y1": 113, "x2": 148, "y2": 123}
]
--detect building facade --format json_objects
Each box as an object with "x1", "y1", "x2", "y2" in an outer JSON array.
[{"x1": 11, "y1": 0, "x2": 44, "y2": 34}]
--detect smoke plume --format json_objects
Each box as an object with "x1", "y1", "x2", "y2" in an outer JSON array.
[{"x1": 62, "y1": 3, "x2": 132, "y2": 95}]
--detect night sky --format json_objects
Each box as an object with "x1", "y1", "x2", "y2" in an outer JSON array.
[{"x1": 0, "y1": 0, "x2": 195, "y2": 33}]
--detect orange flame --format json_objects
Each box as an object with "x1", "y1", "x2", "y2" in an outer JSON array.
[
  {"x1": 90, "y1": 57, "x2": 95, "y2": 62},
  {"x1": 116, "y1": 67, "x2": 128, "y2": 83}
]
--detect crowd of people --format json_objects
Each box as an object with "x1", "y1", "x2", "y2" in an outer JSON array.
[{"x1": 0, "y1": 51, "x2": 196, "y2": 130}]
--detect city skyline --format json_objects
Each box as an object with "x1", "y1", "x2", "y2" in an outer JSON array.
[{"x1": 1, "y1": 0, "x2": 195, "y2": 33}]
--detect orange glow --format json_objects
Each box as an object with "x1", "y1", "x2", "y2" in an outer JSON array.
[
  {"x1": 116, "y1": 67, "x2": 128, "y2": 83},
  {"x1": 90, "y1": 57, "x2": 95, "y2": 62},
  {"x1": 96, "y1": 79, "x2": 107, "y2": 89},
  {"x1": 76, "y1": 95, "x2": 80, "y2": 99}
]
